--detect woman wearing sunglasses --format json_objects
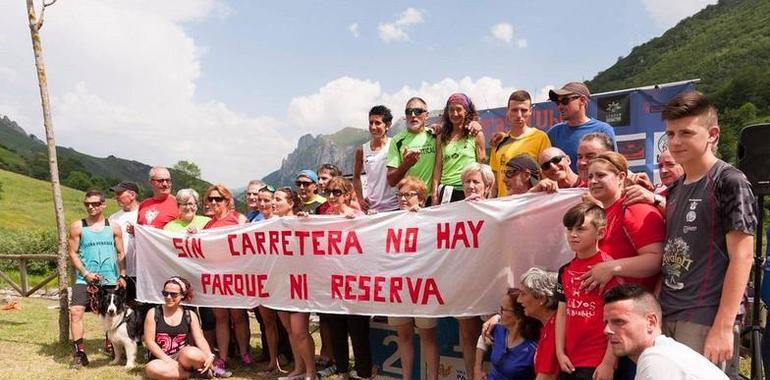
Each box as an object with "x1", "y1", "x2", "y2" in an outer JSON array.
[
  {"x1": 272, "y1": 187, "x2": 317, "y2": 380},
  {"x1": 431, "y1": 93, "x2": 486, "y2": 205},
  {"x1": 144, "y1": 276, "x2": 215, "y2": 379},
  {"x1": 202, "y1": 185, "x2": 250, "y2": 376},
  {"x1": 318, "y1": 177, "x2": 372, "y2": 380}
]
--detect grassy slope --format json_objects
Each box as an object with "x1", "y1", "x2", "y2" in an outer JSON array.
[{"x1": 0, "y1": 169, "x2": 118, "y2": 232}]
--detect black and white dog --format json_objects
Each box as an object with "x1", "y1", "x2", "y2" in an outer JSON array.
[{"x1": 98, "y1": 287, "x2": 142, "y2": 369}]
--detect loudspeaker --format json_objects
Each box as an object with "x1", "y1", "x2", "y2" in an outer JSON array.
[{"x1": 737, "y1": 123, "x2": 770, "y2": 196}]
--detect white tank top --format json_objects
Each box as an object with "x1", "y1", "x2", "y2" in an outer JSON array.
[{"x1": 363, "y1": 139, "x2": 398, "y2": 211}]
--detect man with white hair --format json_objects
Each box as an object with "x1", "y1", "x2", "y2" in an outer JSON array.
[{"x1": 136, "y1": 167, "x2": 179, "y2": 228}]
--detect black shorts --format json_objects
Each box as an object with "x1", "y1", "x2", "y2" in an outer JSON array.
[{"x1": 70, "y1": 283, "x2": 115, "y2": 311}]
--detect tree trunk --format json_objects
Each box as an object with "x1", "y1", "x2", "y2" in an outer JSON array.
[{"x1": 26, "y1": 0, "x2": 69, "y2": 344}]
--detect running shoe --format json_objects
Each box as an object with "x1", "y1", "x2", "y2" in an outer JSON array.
[{"x1": 211, "y1": 358, "x2": 233, "y2": 378}]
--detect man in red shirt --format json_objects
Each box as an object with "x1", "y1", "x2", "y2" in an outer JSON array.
[{"x1": 136, "y1": 167, "x2": 179, "y2": 228}]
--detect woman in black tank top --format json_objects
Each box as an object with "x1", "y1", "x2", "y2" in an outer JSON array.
[{"x1": 144, "y1": 277, "x2": 217, "y2": 379}]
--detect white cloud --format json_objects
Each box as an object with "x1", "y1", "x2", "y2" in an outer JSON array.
[
  {"x1": 490, "y1": 23, "x2": 513, "y2": 44},
  {"x1": 378, "y1": 7, "x2": 425, "y2": 43},
  {"x1": 535, "y1": 85, "x2": 556, "y2": 103},
  {"x1": 0, "y1": 0, "x2": 291, "y2": 187},
  {"x1": 642, "y1": 0, "x2": 717, "y2": 29},
  {"x1": 288, "y1": 76, "x2": 516, "y2": 133},
  {"x1": 349, "y1": 23, "x2": 359, "y2": 38},
  {"x1": 516, "y1": 39, "x2": 528, "y2": 48}
]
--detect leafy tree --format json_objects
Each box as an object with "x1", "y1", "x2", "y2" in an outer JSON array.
[
  {"x1": 173, "y1": 160, "x2": 201, "y2": 179},
  {"x1": 63, "y1": 170, "x2": 92, "y2": 191}
]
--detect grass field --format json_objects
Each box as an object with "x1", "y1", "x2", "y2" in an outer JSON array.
[
  {"x1": 0, "y1": 297, "x2": 296, "y2": 380},
  {"x1": 0, "y1": 169, "x2": 118, "y2": 232}
]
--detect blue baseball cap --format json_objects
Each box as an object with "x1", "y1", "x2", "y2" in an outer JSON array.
[{"x1": 296, "y1": 170, "x2": 319, "y2": 183}]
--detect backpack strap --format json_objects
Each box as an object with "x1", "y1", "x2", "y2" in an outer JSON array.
[
  {"x1": 81, "y1": 219, "x2": 88, "y2": 227},
  {"x1": 494, "y1": 135, "x2": 513, "y2": 152}
]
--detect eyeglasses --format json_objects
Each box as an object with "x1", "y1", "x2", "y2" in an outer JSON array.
[
  {"x1": 161, "y1": 290, "x2": 181, "y2": 298},
  {"x1": 504, "y1": 168, "x2": 522, "y2": 178},
  {"x1": 397, "y1": 191, "x2": 419, "y2": 199},
  {"x1": 83, "y1": 201, "x2": 103, "y2": 207},
  {"x1": 259, "y1": 185, "x2": 276, "y2": 193},
  {"x1": 500, "y1": 306, "x2": 516, "y2": 314},
  {"x1": 405, "y1": 108, "x2": 427, "y2": 117},
  {"x1": 207, "y1": 196, "x2": 225, "y2": 203},
  {"x1": 540, "y1": 155, "x2": 565, "y2": 170},
  {"x1": 295, "y1": 181, "x2": 314, "y2": 188},
  {"x1": 555, "y1": 95, "x2": 581, "y2": 106},
  {"x1": 327, "y1": 189, "x2": 345, "y2": 197},
  {"x1": 151, "y1": 178, "x2": 172, "y2": 183},
  {"x1": 177, "y1": 202, "x2": 196, "y2": 208}
]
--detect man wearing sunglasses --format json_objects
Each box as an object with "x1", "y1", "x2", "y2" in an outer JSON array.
[
  {"x1": 490, "y1": 90, "x2": 551, "y2": 197},
  {"x1": 529, "y1": 147, "x2": 581, "y2": 192},
  {"x1": 68, "y1": 190, "x2": 126, "y2": 368},
  {"x1": 547, "y1": 82, "x2": 616, "y2": 172},
  {"x1": 386, "y1": 97, "x2": 437, "y2": 202},
  {"x1": 295, "y1": 169, "x2": 330, "y2": 215},
  {"x1": 136, "y1": 167, "x2": 179, "y2": 229}
]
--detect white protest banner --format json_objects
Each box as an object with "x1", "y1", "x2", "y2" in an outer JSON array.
[{"x1": 135, "y1": 190, "x2": 583, "y2": 316}]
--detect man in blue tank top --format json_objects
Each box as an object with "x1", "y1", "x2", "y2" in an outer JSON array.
[{"x1": 67, "y1": 190, "x2": 126, "y2": 368}]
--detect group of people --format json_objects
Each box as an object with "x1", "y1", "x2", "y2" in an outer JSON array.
[{"x1": 67, "y1": 82, "x2": 757, "y2": 380}]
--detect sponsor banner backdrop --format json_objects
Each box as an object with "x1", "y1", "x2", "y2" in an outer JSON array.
[
  {"x1": 136, "y1": 191, "x2": 582, "y2": 316},
  {"x1": 473, "y1": 82, "x2": 695, "y2": 180}
]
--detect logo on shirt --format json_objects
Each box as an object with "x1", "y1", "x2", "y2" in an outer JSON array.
[
  {"x1": 144, "y1": 208, "x2": 158, "y2": 224},
  {"x1": 662, "y1": 237, "x2": 693, "y2": 290}
]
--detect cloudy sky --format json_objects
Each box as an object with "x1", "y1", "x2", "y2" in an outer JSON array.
[{"x1": 0, "y1": 0, "x2": 716, "y2": 187}]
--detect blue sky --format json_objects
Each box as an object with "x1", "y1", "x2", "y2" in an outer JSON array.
[{"x1": 0, "y1": 0, "x2": 716, "y2": 186}]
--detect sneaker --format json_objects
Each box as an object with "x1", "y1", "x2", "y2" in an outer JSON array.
[
  {"x1": 211, "y1": 358, "x2": 232, "y2": 378},
  {"x1": 71, "y1": 351, "x2": 89, "y2": 369},
  {"x1": 317, "y1": 364, "x2": 337, "y2": 377},
  {"x1": 241, "y1": 351, "x2": 254, "y2": 366}
]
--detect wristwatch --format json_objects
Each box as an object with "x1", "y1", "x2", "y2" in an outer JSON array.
[{"x1": 653, "y1": 194, "x2": 663, "y2": 206}]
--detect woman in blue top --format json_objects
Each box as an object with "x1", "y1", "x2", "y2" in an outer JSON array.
[{"x1": 474, "y1": 288, "x2": 541, "y2": 380}]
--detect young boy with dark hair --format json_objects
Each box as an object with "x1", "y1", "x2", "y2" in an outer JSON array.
[
  {"x1": 555, "y1": 202, "x2": 619, "y2": 380},
  {"x1": 660, "y1": 90, "x2": 756, "y2": 378}
]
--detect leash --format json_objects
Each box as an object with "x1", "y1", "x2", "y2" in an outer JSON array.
[{"x1": 87, "y1": 279, "x2": 101, "y2": 314}]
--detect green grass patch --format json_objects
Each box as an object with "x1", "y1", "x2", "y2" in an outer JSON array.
[{"x1": 0, "y1": 169, "x2": 118, "y2": 232}]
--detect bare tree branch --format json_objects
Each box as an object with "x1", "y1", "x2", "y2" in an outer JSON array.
[{"x1": 34, "y1": 0, "x2": 57, "y2": 32}]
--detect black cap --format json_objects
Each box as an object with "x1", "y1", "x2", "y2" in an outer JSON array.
[{"x1": 109, "y1": 182, "x2": 139, "y2": 193}]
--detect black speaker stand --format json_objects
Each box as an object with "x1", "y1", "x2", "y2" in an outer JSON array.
[{"x1": 750, "y1": 194, "x2": 764, "y2": 380}]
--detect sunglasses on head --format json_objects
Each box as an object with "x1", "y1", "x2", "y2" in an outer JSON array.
[
  {"x1": 554, "y1": 95, "x2": 581, "y2": 106},
  {"x1": 295, "y1": 181, "x2": 314, "y2": 188},
  {"x1": 161, "y1": 290, "x2": 181, "y2": 298},
  {"x1": 327, "y1": 189, "x2": 345, "y2": 197},
  {"x1": 405, "y1": 108, "x2": 427, "y2": 116},
  {"x1": 84, "y1": 201, "x2": 103, "y2": 207},
  {"x1": 540, "y1": 155, "x2": 565, "y2": 170},
  {"x1": 207, "y1": 196, "x2": 225, "y2": 203},
  {"x1": 259, "y1": 185, "x2": 276, "y2": 193}
]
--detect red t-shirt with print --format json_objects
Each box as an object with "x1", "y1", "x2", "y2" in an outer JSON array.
[
  {"x1": 600, "y1": 196, "x2": 665, "y2": 291},
  {"x1": 203, "y1": 210, "x2": 243, "y2": 229},
  {"x1": 555, "y1": 251, "x2": 620, "y2": 368},
  {"x1": 137, "y1": 196, "x2": 179, "y2": 229}
]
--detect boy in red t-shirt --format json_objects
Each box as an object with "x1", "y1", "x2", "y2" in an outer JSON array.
[{"x1": 555, "y1": 202, "x2": 619, "y2": 380}]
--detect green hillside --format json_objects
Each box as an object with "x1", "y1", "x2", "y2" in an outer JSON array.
[
  {"x1": 0, "y1": 168, "x2": 118, "y2": 232},
  {"x1": 587, "y1": 0, "x2": 770, "y2": 162}
]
